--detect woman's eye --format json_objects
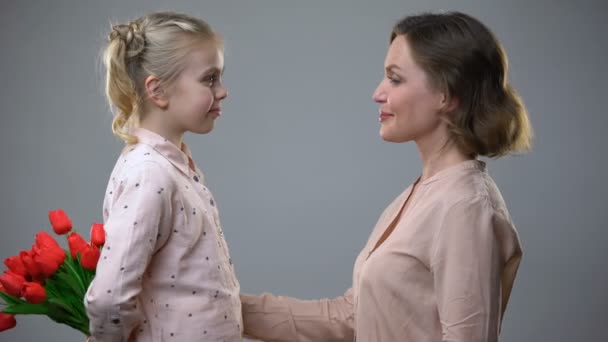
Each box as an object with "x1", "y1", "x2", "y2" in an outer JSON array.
[{"x1": 388, "y1": 76, "x2": 401, "y2": 85}]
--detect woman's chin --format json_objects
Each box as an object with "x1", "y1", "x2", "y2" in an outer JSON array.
[
  {"x1": 379, "y1": 128, "x2": 398, "y2": 143},
  {"x1": 379, "y1": 129, "x2": 411, "y2": 143}
]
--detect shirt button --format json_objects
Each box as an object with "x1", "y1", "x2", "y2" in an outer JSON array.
[{"x1": 193, "y1": 175, "x2": 199, "y2": 182}]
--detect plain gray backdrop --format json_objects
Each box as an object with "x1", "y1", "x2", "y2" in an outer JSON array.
[{"x1": 1, "y1": 0, "x2": 606, "y2": 341}]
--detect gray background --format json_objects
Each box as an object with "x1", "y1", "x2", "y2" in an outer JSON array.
[{"x1": 1, "y1": 0, "x2": 606, "y2": 341}]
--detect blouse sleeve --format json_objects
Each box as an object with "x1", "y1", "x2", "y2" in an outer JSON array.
[
  {"x1": 85, "y1": 161, "x2": 173, "y2": 342},
  {"x1": 431, "y1": 197, "x2": 518, "y2": 342},
  {"x1": 241, "y1": 288, "x2": 355, "y2": 342}
]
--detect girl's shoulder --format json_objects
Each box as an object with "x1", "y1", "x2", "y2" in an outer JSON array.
[{"x1": 110, "y1": 143, "x2": 176, "y2": 187}]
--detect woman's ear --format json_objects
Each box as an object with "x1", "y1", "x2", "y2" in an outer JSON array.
[
  {"x1": 440, "y1": 92, "x2": 459, "y2": 114},
  {"x1": 144, "y1": 75, "x2": 169, "y2": 109}
]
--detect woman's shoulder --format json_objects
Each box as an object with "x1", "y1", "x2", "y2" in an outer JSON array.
[{"x1": 428, "y1": 166, "x2": 509, "y2": 217}]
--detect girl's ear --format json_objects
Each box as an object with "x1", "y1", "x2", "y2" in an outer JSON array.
[{"x1": 144, "y1": 75, "x2": 169, "y2": 109}]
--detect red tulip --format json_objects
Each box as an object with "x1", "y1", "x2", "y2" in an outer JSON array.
[
  {"x1": 90, "y1": 223, "x2": 105, "y2": 247},
  {"x1": 80, "y1": 245, "x2": 101, "y2": 270},
  {"x1": 4, "y1": 255, "x2": 28, "y2": 278},
  {"x1": 33, "y1": 252, "x2": 63, "y2": 278},
  {"x1": 48, "y1": 209, "x2": 72, "y2": 235},
  {"x1": 35, "y1": 232, "x2": 61, "y2": 250},
  {"x1": 0, "y1": 271, "x2": 26, "y2": 297},
  {"x1": 32, "y1": 238, "x2": 66, "y2": 278},
  {"x1": 44, "y1": 246, "x2": 66, "y2": 266},
  {"x1": 0, "y1": 312, "x2": 16, "y2": 332},
  {"x1": 67, "y1": 232, "x2": 88, "y2": 259},
  {"x1": 20, "y1": 250, "x2": 42, "y2": 279},
  {"x1": 22, "y1": 282, "x2": 46, "y2": 304}
]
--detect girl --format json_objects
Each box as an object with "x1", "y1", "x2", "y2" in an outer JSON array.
[
  {"x1": 241, "y1": 11, "x2": 532, "y2": 342},
  {"x1": 85, "y1": 12, "x2": 241, "y2": 342}
]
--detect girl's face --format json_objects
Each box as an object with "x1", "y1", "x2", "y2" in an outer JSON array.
[{"x1": 166, "y1": 42, "x2": 227, "y2": 135}]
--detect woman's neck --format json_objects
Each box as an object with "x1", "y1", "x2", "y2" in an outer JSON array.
[{"x1": 416, "y1": 131, "x2": 473, "y2": 182}]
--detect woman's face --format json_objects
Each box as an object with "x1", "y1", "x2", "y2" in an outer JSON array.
[{"x1": 372, "y1": 35, "x2": 448, "y2": 144}]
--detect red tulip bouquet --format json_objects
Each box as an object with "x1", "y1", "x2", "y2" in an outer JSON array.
[{"x1": 0, "y1": 209, "x2": 105, "y2": 336}]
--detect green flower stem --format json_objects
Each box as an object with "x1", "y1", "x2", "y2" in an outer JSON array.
[{"x1": 62, "y1": 254, "x2": 87, "y2": 295}]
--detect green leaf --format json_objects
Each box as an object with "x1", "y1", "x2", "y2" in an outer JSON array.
[
  {"x1": 0, "y1": 291, "x2": 23, "y2": 306},
  {"x1": 62, "y1": 253, "x2": 87, "y2": 295}
]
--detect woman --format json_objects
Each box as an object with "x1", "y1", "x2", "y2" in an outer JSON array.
[{"x1": 241, "y1": 11, "x2": 531, "y2": 342}]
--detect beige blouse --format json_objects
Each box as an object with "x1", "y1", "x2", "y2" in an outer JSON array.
[{"x1": 241, "y1": 160, "x2": 522, "y2": 342}]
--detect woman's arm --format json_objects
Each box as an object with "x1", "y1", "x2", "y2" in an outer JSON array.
[
  {"x1": 241, "y1": 288, "x2": 355, "y2": 342},
  {"x1": 431, "y1": 197, "x2": 521, "y2": 342}
]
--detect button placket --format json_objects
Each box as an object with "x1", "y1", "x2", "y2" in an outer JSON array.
[{"x1": 190, "y1": 173, "x2": 239, "y2": 290}]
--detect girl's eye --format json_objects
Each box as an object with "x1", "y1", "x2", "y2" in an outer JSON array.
[{"x1": 202, "y1": 74, "x2": 220, "y2": 87}]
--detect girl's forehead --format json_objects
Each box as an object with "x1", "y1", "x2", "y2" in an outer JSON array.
[{"x1": 185, "y1": 43, "x2": 224, "y2": 70}]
